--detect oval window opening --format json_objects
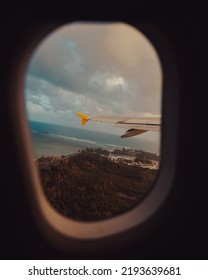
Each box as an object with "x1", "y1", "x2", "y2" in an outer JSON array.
[{"x1": 24, "y1": 22, "x2": 162, "y2": 222}]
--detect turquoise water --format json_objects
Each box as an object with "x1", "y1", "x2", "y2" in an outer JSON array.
[{"x1": 29, "y1": 121, "x2": 160, "y2": 158}]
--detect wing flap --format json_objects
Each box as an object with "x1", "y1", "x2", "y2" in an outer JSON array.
[
  {"x1": 121, "y1": 129, "x2": 147, "y2": 138},
  {"x1": 115, "y1": 122, "x2": 160, "y2": 132}
]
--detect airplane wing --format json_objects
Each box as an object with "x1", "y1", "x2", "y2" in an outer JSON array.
[{"x1": 76, "y1": 112, "x2": 161, "y2": 138}]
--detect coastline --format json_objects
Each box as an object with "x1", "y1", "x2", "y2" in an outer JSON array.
[{"x1": 30, "y1": 121, "x2": 161, "y2": 158}]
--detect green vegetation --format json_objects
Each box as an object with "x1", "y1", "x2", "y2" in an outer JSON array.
[{"x1": 37, "y1": 148, "x2": 159, "y2": 221}]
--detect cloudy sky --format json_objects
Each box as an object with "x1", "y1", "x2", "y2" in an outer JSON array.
[{"x1": 25, "y1": 22, "x2": 162, "y2": 138}]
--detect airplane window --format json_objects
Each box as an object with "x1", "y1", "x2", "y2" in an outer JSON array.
[{"x1": 24, "y1": 22, "x2": 162, "y2": 222}]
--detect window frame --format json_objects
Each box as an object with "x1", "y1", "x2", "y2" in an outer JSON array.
[{"x1": 10, "y1": 21, "x2": 179, "y2": 254}]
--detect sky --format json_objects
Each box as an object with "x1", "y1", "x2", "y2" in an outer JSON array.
[{"x1": 25, "y1": 22, "x2": 162, "y2": 140}]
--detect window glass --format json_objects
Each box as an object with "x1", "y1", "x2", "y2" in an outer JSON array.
[{"x1": 25, "y1": 22, "x2": 162, "y2": 221}]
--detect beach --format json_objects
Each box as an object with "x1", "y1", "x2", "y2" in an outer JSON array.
[{"x1": 29, "y1": 121, "x2": 160, "y2": 158}]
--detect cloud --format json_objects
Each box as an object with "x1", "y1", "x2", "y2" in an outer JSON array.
[
  {"x1": 26, "y1": 101, "x2": 44, "y2": 114},
  {"x1": 25, "y1": 22, "x2": 162, "y2": 127},
  {"x1": 105, "y1": 75, "x2": 127, "y2": 92},
  {"x1": 89, "y1": 71, "x2": 128, "y2": 93}
]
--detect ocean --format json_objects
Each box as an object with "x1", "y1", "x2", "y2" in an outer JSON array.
[{"x1": 29, "y1": 121, "x2": 160, "y2": 158}]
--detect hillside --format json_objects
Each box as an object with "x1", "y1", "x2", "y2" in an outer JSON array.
[{"x1": 37, "y1": 148, "x2": 159, "y2": 221}]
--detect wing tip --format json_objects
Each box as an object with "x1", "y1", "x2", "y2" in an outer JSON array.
[{"x1": 76, "y1": 112, "x2": 91, "y2": 126}]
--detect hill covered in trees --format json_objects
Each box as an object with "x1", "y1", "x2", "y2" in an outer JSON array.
[{"x1": 37, "y1": 148, "x2": 159, "y2": 221}]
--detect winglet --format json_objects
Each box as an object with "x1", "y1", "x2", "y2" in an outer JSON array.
[{"x1": 76, "y1": 112, "x2": 91, "y2": 126}]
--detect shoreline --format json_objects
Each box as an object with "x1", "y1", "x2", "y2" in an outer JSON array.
[{"x1": 30, "y1": 121, "x2": 160, "y2": 157}]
